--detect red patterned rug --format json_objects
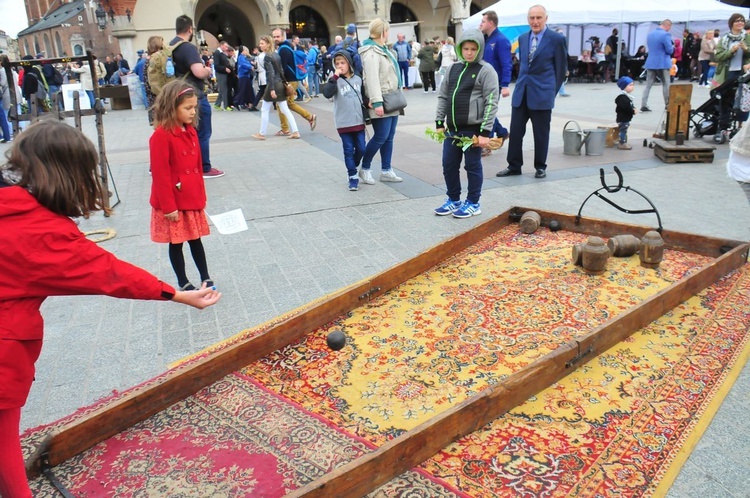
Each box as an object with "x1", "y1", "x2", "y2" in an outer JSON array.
[{"x1": 23, "y1": 225, "x2": 749, "y2": 496}]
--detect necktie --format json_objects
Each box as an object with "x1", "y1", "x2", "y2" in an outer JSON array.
[{"x1": 529, "y1": 35, "x2": 538, "y2": 61}]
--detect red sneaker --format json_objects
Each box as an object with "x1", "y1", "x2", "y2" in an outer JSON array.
[{"x1": 203, "y1": 168, "x2": 225, "y2": 179}]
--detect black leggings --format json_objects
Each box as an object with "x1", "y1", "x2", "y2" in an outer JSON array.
[
  {"x1": 420, "y1": 71, "x2": 436, "y2": 91},
  {"x1": 168, "y1": 238, "x2": 210, "y2": 288}
]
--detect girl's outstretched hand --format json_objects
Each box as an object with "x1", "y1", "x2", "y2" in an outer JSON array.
[{"x1": 172, "y1": 282, "x2": 221, "y2": 309}]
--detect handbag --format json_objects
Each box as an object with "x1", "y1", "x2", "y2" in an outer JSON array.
[
  {"x1": 382, "y1": 89, "x2": 407, "y2": 113},
  {"x1": 283, "y1": 81, "x2": 296, "y2": 98},
  {"x1": 271, "y1": 56, "x2": 296, "y2": 98},
  {"x1": 736, "y1": 82, "x2": 750, "y2": 112}
]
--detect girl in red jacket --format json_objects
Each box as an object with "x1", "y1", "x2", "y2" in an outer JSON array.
[
  {"x1": 150, "y1": 80, "x2": 214, "y2": 291},
  {"x1": 0, "y1": 120, "x2": 221, "y2": 497}
]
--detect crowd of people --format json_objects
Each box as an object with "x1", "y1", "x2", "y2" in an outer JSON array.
[{"x1": 3, "y1": 6, "x2": 750, "y2": 496}]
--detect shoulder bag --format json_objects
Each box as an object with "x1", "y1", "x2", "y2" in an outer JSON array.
[
  {"x1": 341, "y1": 77, "x2": 371, "y2": 126},
  {"x1": 271, "y1": 56, "x2": 296, "y2": 98},
  {"x1": 382, "y1": 89, "x2": 407, "y2": 113}
]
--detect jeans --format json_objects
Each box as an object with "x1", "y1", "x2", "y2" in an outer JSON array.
[
  {"x1": 442, "y1": 130, "x2": 483, "y2": 204},
  {"x1": 492, "y1": 118, "x2": 508, "y2": 138},
  {"x1": 47, "y1": 84, "x2": 63, "y2": 110},
  {"x1": 362, "y1": 115, "x2": 398, "y2": 172},
  {"x1": 340, "y1": 130, "x2": 366, "y2": 177},
  {"x1": 0, "y1": 106, "x2": 10, "y2": 141},
  {"x1": 398, "y1": 60, "x2": 410, "y2": 88},
  {"x1": 618, "y1": 121, "x2": 630, "y2": 144},
  {"x1": 197, "y1": 95, "x2": 213, "y2": 172},
  {"x1": 85, "y1": 90, "x2": 96, "y2": 109},
  {"x1": 216, "y1": 73, "x2": 229, "y2": 108},
  {"x1": 641, "y1": 68, "x2": 670, "y2": 109},
  {"x1": 699, "y1": 60, "x2": 710, "y2": 85},
  {"x1": 307, "y1": 66, "x2": 319, "y2": 95}
]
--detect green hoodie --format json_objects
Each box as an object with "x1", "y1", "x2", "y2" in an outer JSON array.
[{"x1": 435, "y1": 28, "x2": 499, "y2": 137}]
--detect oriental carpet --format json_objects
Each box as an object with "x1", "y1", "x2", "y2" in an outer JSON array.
[{"x1": 24, "y1": 225, "x2": 749, "y2": 497}]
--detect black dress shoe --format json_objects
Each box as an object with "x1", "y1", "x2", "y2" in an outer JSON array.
[
  {"x1": 496, "y1": 168, "x2": 522, "y2": 177},
  {"x1": 534, "y1": 169, "x2": 547, "y2": 179}
]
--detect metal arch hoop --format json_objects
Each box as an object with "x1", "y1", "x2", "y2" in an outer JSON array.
[{"x1": 574, "y1": 166, "x2": 663, "y2": 233}]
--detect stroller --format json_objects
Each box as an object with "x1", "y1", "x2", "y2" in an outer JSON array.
[{"x1": 690, "y1": 72, "x2": 749, "y2": 144}]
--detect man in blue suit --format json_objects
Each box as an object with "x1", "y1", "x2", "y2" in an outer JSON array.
[{"x1": 496, "y1": 5, "x2": 567, "y2": 179}]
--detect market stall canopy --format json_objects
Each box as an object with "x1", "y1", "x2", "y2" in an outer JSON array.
[{"x1": 463, "y1": 0, "x2": 748, "y2": 30}]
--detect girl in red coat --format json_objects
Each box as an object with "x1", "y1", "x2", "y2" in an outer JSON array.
[
  {"x1": 150, "y1": 80, "x2": 214, "y2": 291},
  {"x1": 0, "y1": 120, "x2": 221, "y2": 497}
]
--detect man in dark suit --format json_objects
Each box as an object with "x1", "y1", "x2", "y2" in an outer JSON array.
[{"x1": 497, "y1": 5, "x2": 567, "y2": 179}]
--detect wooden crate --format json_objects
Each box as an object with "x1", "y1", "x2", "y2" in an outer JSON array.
[{"x1": 653, "y1": 138, "x2": 715, "y2": 163}]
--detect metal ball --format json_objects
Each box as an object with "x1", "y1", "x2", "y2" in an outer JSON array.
[
  {"x1": 326, "y1": 331, "x2": 347, "y2": 351},
  {"x1": 549, "y1": 220, "x2": 562, "y2": 232}
]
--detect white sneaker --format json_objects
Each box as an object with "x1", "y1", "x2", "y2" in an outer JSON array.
[
  {"x1": 359, "y1": 169, "x2": 375, "y2": 185},
  {"x1": 380, "y1": 169, "x2": 403, "y2": 182}
]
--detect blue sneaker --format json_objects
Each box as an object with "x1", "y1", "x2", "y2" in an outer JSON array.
[
  {"x1": 434, "y1": 199, "x2": 462, "y2": 216},
  {"x1": 452, "y1": 201, "x2": 481, "y2": 218},
  {"x1": 348, "y1": 177, "x2": 359, "y2": 191}
]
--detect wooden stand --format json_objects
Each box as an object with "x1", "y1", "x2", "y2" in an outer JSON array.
[
  {"x1": 1, "y1": 51, "x2": 118, "y2": 212},
  {"x1": 598, "y1": 124, "x2": 619, "y2": 148},
  {"x1": 665, "y1": 84, "x2": 692, "y2": 141},
  {"x1": 99, "y1": 85, "x2": 131, "y2": 110},
  {"x1": 653, "y1": 138, "x2": 715, "y2": 163}
]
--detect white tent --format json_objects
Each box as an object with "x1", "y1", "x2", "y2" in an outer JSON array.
[
  {"x1": 462, "y1": 0, "x2": 748, "y2": 31},
  {"x1": 463, "y1": 0, "x2": 749, "y2": 58}
]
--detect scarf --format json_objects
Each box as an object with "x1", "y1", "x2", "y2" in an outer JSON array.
[
  {"x1": 362, "y1": 37, "x2": 402, "y2": 88},
  {"x1": 721, "y1": 30, "x2": 744, "y2": 49}
]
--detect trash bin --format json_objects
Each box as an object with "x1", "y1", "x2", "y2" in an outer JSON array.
[
  {"x1": 563, "y1": 120, "x2": 585, "y2": 156},
  {"x1": 583, "y1": 128, "x2": 607, "y2": 156}
]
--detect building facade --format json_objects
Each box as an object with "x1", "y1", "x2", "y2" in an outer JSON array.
[
  {"x1": 20, "y1": 0, "x2": 487, "y2": 66},
  {"x1": 18, "y1": 0, "x2": 121, "y2": 60},
  {"x1": 0, "y1": 30, "x2": 21, "y2": 60}
]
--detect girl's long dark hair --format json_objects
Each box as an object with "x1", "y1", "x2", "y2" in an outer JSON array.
[{"x1": 3, "y1": 120, "x2": 109, "y2": 217}]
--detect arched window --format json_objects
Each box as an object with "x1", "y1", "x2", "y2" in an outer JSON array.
[
  {"x1": 55, "y1": 32, "x2": 64, "y2": 56},
  {"x1": 197, "y1": 2, "x2": 255, "y2": 48},
  {"x1": 390, "y1": 2, "x2": 420, "y2": 41},
  {"x1": 73, "y1": 44, "x2": 84, "y2": 56},
  {"x1": 34, "y1": 36, "x2": 41, "y2": 55},
  {"x1": 43, "y1": 33, "x2": 52, "y2": 56},
  {"x1": 288, "y1": 6, "x2": 329, "y2": 46},
  {"x1": 24, "y1": 39, "x2": 31, "y2": 56}
]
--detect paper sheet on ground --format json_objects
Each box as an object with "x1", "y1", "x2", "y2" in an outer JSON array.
[{"x1": 207, "y1": 209, "x2": 248, "y2": 235}]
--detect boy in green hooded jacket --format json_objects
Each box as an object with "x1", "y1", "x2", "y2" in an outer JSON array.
[{"x1": 434, "y1": 28, "x2": 499, "y2": 219}]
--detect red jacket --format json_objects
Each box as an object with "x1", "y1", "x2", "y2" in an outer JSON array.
[
  {"x1": 149, "y1": 125, "x2": 207, "y2": 214},
  {"x1": 0, "y1": 186, "x2": 176, "y2": 341}
]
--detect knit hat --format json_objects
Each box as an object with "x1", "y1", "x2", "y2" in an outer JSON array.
[
  {"x1": 617, "y1": 76, "x2": 634, "y2": 90},
  {"x1": 346, "y1": 23, "x2": 356, "y2": 34}
]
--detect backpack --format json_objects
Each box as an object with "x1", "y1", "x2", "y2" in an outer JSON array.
[
  {"x1": 342, "y1": 39, "x2": 363, "y2": 76},
  {"x1": 147, "y1": 40, "x2": 186, "y2": 95},
  {"x1": 279, "y1": 44, "x2": 308, "y2": 81},
  {"x1": 52, "y1": 66, "x2": 64, "y2": 86}
]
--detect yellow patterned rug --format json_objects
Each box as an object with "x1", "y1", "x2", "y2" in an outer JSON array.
[{"x1": 24, "y1": 225, "x2": 749, "y2": 496}]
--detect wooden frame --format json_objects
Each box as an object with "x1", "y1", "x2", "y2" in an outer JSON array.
[
  {"x1": 26, "y1": 207, "x2": 749, "y2": 497},
  {"x1": 2, "y1": 51, "x2": 116, "y2": 212}
]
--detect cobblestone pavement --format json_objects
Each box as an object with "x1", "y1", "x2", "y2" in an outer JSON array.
[{"x1": 3, "y1": 80, "x2": 748, "y2": 497}]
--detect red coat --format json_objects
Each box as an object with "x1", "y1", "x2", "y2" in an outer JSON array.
[
  {"x1": 149, "y1": 125, "x2": 207, "y2": 214},
  {"x1": 0, "y1": 185, "x2": 176, "y2": 341}
]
